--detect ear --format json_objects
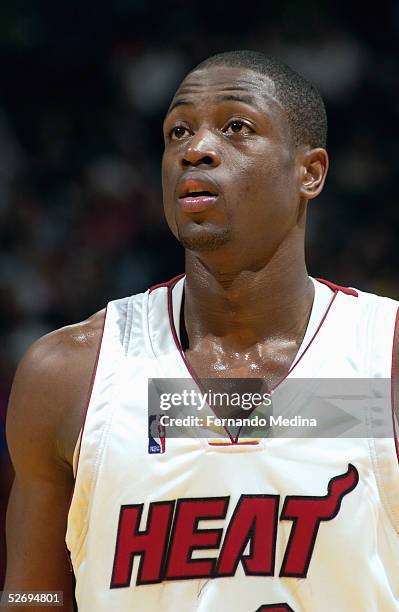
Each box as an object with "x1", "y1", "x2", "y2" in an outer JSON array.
[{"x1": 299, "y1": 147, "x2": 329, "y2": 200}]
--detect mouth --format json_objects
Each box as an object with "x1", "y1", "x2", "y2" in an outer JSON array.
[{"x1": 177, "y1": 178, "x2": 219, "y2": 213}]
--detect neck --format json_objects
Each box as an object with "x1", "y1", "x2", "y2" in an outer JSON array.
[{"x1": 183, "y1": 235, "x2": 313, "y2": 351}]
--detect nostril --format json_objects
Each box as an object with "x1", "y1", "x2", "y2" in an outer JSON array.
[{"x1": 182, "y1": 154, "x2": 217, "y2": 167}]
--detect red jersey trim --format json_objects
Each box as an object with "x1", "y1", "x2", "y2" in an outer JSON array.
[
  {"x1": 208, "y1": 439, "x2": 260, "y2": 446},
  {"x1": 67, "y1": 308, "x2": 108, "y2": 505},
  {"x1": 65, "y1": 306, "x2": 107, "y2": 570},
  {"x1": 391, "y1": 306, "x2": 399, "y2": 464},
  {"x1": 271, "y1": 290, "x2": 338, "y2": 390},
  {"x1": 315, "y1": 278, "x2": 358, "y2": 297},
  {"x1": 149, "y1": 273, "x2": 185, "y2": 293},
  {"x1": 165, "y1": 277, "x2": 237, "y2": 443}
]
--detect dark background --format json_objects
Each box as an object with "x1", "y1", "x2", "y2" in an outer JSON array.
[{"x1": 0, "y1": 0, "x2": 398, "y2": 586}]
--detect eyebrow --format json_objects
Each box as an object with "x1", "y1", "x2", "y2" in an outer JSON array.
[
  {"x1": 167, "y1": 98, "x2": 194, "y2": 115},
  {"x1": 166, "y1": 93, "x2": 261, "y2": 116}
]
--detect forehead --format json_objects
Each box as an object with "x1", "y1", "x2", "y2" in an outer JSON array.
[{"x1": 167, "y1": 65, "x2": 283, "y2": 116}]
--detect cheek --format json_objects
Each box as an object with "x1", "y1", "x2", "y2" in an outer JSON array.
[
  {"x1": 232, "y1": 145, "x2": 283, "y2": 185},
  {"x1": 161, "y1": 154, "x2": 169, "y2": 193},
  {"x1": 251, "y1": 148, "x2": 296, "y2": 199},
  {"x1": 161, "y1": 155, "x2": 175, "y2": 204},
  {"x1": 162, "y1": 154, "x2": 177, "y2": 236},
  {"x1": 230, "y1": 156, "x2": 281, "y2": 204},
  {"x1": 229, "y1": 152, "x2": 297, "y2": 225}
]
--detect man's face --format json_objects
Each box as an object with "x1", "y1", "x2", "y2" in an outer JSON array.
[{"x1": 162, "y1": 65, "x2": 304, "y2": 267}]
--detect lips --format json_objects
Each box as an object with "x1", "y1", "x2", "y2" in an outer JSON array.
[{"x1": 177, "y1": 176, "x2": 220, "y2": 213}]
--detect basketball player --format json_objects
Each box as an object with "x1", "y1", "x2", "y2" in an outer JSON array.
[{"x1": 4, "y1": 51, "x2": 399, "y2": 611}]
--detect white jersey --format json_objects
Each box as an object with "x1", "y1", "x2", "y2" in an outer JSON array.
[{"x1": 66, "y1": 275, "x2": 399, "y2": 612}]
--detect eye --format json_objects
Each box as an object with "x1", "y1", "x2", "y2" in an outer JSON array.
[
  {"x1": 224, "y1": 120, "x2": 253, "y2": 135},
  {"x1": 169, "y1": 126, "x2": 191, "y2": 141}
]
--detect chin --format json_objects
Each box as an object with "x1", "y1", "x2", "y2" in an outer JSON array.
[{"x1": 177, "y1": 226, "x2": 232, "y2": 252}]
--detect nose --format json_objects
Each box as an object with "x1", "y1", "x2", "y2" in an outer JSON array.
[{"x1": 182, "y1": 129, "x2": 221, "y2": 168}]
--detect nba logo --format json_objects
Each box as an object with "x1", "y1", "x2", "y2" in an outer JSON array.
[{"x1": 148, "y1": 414, "x2": 166, "y2": 454}]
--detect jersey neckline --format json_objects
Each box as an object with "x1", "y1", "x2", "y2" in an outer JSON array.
[
  {"x1": 160, "y1": 275, "x2": 338, "y2": 446},
  {"x1": 168, "y1": 275, "x2": 336, "y2": 387}
]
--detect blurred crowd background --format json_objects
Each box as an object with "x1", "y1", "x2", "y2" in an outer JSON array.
[{"x1": 0, "y1": 0, "x2": 398, "y2": 586}]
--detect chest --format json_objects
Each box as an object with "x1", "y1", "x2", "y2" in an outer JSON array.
[{"x1": 184, "y1": 339, "x2": 300, "y2": 387}]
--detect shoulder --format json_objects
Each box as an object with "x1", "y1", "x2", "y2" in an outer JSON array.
[
  {"x1": 28, "y1": 308, "x2": 106, "y2": 361},
  {"x1": 9, "y1": 308, "x2": 106, "y2": 417},
  {"x1": 7, "y1": 309, "x2": 106, "y2": 472}
]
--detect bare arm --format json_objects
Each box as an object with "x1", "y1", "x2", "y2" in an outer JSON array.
[{"x1": 4, "y1": 313, "x2": 104, "y2": 612}]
